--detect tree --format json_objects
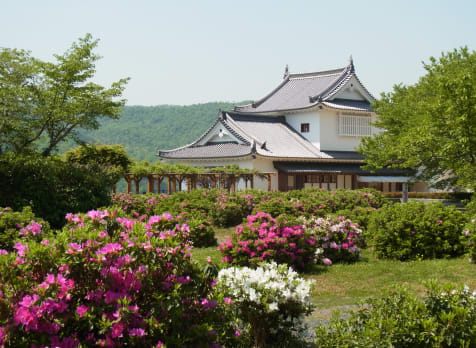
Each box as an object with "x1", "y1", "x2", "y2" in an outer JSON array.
[
  {"x1": 0, "y1": 34, "x2": 129, "y2": 156},
  {"x1": 64, "y1": 144, "x2": 132, "y2": 184},
  {"x1": 359, "y1": 47, "x2": 476, "y2": 189}
]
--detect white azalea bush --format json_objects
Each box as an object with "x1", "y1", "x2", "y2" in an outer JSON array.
[{"x1": 216, "y1": 262, "x2": 314, "y2": 347}]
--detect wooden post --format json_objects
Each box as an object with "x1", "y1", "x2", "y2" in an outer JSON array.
[
  {"x1": 231, "y1": 175, "x2": 236, "y2": 193},
  {"x1": 167, "y1": 177, "x2": 172, "y2": 195},
  {"x1": 147, "y1": 176, "x2": 154, "y2": 193},
  {"x1": 172, "y1": 178, "x2": 176, "y2": 193},
  {"x1": 212, "y1": 175, "x2": 217, "y2": 188},
  {"x1": 267, "y1": 175, "x2": 271, "y2": 192},
  {"x1": 245, "y1": 176, "x2": 248, "y2": 189},
  {"x1": 250, "y1": 175, "x2": 254, "y2": 189},
  {"x1": 135, "y1": 180, "x2": 140, "y2": 194},
  {"x1": 126, "y1": 179, "x2": 132, "y2": 194},
  {"x1": 187, "y1": 178, "x2": 191, "y2": 192}
]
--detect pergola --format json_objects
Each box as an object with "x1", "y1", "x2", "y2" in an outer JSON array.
[{"x1": 123, "y1": 172, "x2": 275, "y2": 194}]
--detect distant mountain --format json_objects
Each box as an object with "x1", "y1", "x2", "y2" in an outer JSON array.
[{"x1": 60, "y1": 101, "x2": 251, "y2": 162}]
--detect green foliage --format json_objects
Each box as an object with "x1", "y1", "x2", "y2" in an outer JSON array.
[
  {"x1": 314, "y1": 282, "x2": 476, "y2": 347},
  {"x1": 0, "y1": 206, "x2": 50, "y2": 251},
  {"x1": 59, "y1": 102, "x2": 250, "y2": 162},
  {"x1": 368, "y1": 202, "x2": 467, "y2": 260},
  {"x1": 464, "y1": 217, "x2": 476, "y2": 264},
  {"x1": 252, "y1": 188, "x2": 386, "y2": 232},
  {"x1": 359, "y1": 47, "x2": 476, "y2": 190},
  {"x1": 0, "y1": 153, "x2": 113, "y2": 228},
  {"x1": 65, "y1": 144, "x2": 132, "y2": 184},
  {"x1": 0, "y1": 34, "x2": 128, "y2": 156}
]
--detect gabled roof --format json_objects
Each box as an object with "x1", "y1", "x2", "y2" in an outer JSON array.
[
  {"x1": 158, "y1": 111, "x2": 365, "y2": 161},
  {"x1": 234, "y1": 58, "x2": 374, "y2": 114}
]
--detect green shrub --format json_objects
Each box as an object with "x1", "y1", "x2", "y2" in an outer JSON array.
[
  {"x1": 0, "y1": 206, "x2": 51, "y2": 251},
  {"x1": 368, "y1": 202, "x2": 467, "y2": 260},
  {"x1": 0, "y1": 153, "x2": 114, "y2": 228},
  {"x1": 464, "y1": 217, "x2": 476, "y2": 264},
  {"x1": 314, "y1": 282, "x2": 476, "y2": 347}
]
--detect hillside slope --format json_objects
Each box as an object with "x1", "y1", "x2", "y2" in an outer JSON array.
[{"x1": 62, "y1": 101, "x2": 250, "y2": 162}]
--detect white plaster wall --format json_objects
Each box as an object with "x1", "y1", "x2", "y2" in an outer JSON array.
[
  {"x1": 197, "y1": 122, "x2": 244, "y2": 145},
  {"x1": 251, "y1": 157, "x2": 278, "y2": 191},
  {"x1": 331, "y1": 76, "x2": 369, "y2": 101},
  {"x1": 284, "y1": 111, "x2": 320, "y2": 149},
  {"x1": 320, "y1": 110, "x2": 362, "y2": 151}
]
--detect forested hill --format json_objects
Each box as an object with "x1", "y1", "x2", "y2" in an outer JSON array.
[{"x1": 65, "y1": 102, "x2": 250, "y2": 162}]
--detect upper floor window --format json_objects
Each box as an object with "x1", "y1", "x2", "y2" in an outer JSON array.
[
  {"x1": 301, "y1": 123, "x2": 310, "y2": 133},
  {"x1": 338, "y1": 114, "x2": 371, "y2": 136}
]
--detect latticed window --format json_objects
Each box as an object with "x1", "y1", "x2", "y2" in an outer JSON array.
[{"x1": 338, "y1": 114, "x2": 371, "y2": 136}]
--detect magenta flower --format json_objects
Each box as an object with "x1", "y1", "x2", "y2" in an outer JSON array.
[
  {"x1": 323, "y1": 258, "x2": 332, "y2": 266},
  {"x1": 19, "y1": 294, "x2": 40, "y2": 308},
  {"x1": 110, "y1": 322, "x2": 124, "y2": 338},
  {"x1": 76, "y1": 305, "x2": 89, "y2": 318},
  {"x1": 129, "y1": 328, "x2": 146, "y2": 337}
]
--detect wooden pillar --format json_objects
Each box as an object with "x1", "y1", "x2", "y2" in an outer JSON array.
[
  {"x1": 212, "y1": 175, "x2": 217, "y2": 188},
  {"x1": 231, "y1": 175, "x2": 236, "y2": 193},
  {"x1": 245, "y1": 176, "x2": 248, "y2": 189},
  {"x1": 157, "y1": 177, "x2": 163, "y2": 194},
  {"x1": 135, "y1": 180, "x2": 140, "y2": 194},
  {"x1": 173, "y1": 178, "x2": 177, "y2": 193},
  {"x1": 112, "y1": 184, "x2": 116, "y2": 193},
  {"x1": 187, "y1": 178, "x2": 191, "y2": 192},
  {"x1": 147, "y1": 176, "x2": 154, "y2": 193},
  {"x1": 167, "y1": 177, "x2": 172, "y2": 195},
  {"x1": 250, "y1": 175, "x2": 254, "y2": 189},
  {"x1": 267, "y1": 175, "x2": 271, "y2": 192},
  {"x1": 352, "y1": 175, "x2": 357, "y2": 190},
  {"x1": 126, "y1": 179, "x2": 132, "y2": 194}
]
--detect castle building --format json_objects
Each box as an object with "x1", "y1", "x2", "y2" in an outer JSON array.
[{"x1": 159, "y1": 59, "x2": 425, "y2": 192}]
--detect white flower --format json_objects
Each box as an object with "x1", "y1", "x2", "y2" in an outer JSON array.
[{"x1": 269, "y1": 302, "x2": 278, "y2": 311}]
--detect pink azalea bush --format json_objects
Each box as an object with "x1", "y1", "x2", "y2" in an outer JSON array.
[
  {"x1": 300, "y1": 216, "x2": 364, "y2": 263},
  {"x1": 219, "y1": 212, "x2": 319, "y2": 270},
  {"x1": 0, "y1": 209, "x2": 235, "y2": 347},
  {"x1": 0, "y1": 206, "x2": 51, "y2": 251}
]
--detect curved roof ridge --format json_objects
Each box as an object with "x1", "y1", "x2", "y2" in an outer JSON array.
[
  {"x1": 235, "y1": 76, "x2": 291, "y2": 111},
  {"x1": 288, "y1": 67, "x2": 345, "y2": 79},
  {"x1": 309, "y1": 64, "x2": 353, "y2": 102},
  {"x1": 223, "y1": 112, "x2": 259, "y2": 145}
]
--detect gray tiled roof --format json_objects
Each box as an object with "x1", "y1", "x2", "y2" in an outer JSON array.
[
  {"x1": 159, "y1": 142, "x2": 253, "y2": 159},
  {"x1": 158, "y1": 112, "x2": 370, "y2": 160},
  {"x1": 319, "y1": 151, "x2": 365, "y2": 160},
  {"x1": 322, "y1": 99, "x2": 372, "y2": 112},
  {"x1": 274, "y1": 162, "x2": 410, "y2": 175},
  {"x1": 235, "y1": 60, "x2": 374, "y2": 114},
  {"x1": 225, "y1": 113, "x2": 322, "y2": 158}
]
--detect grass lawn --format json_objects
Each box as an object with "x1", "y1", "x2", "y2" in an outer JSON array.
[{"x1": 191, "y1": 229, "x2": 476, "y2": 320}]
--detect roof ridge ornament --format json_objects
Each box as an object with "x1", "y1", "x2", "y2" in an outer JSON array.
[
  {"x1": 349, "y1": 55, "x2": 355, "y2": 73},
  {"x1": 283, "y1": 64, "x2": 289, "y2": 79}
]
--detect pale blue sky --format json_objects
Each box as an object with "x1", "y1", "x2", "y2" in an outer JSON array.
[{"x1": 2, "y1": 0, "x2": 475, "y2": 105}]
